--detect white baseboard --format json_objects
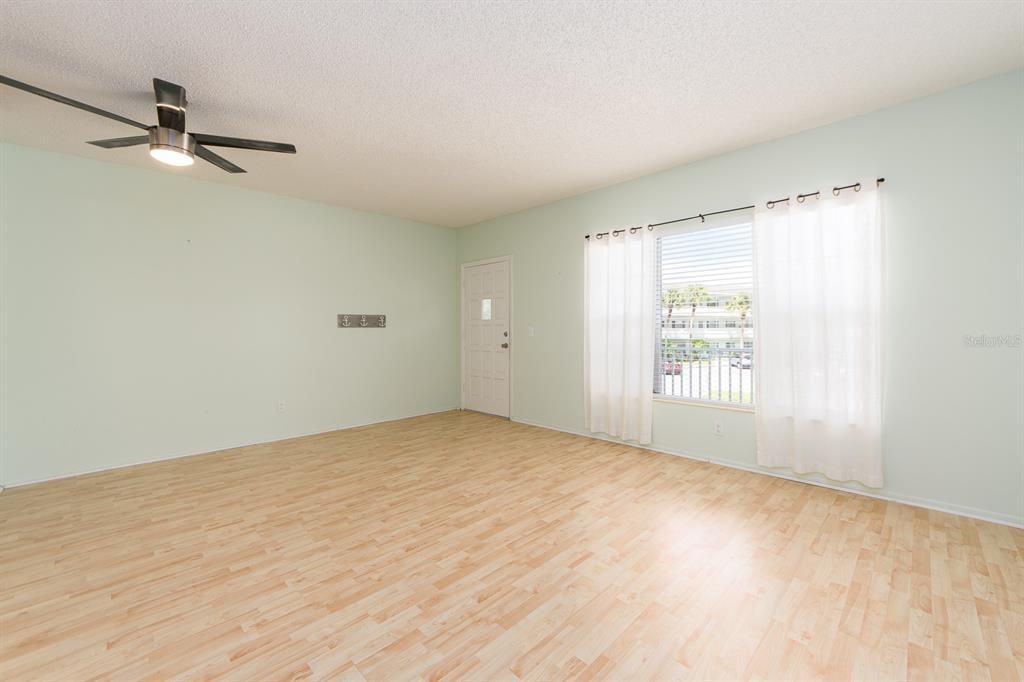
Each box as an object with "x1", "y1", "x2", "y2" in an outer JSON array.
[
  {"x1": 2, "y1": 407, "x2": 460, "y2": 490},
  {"x1": 511, "y1": 417, "x2": 1024, "y2": 529}
]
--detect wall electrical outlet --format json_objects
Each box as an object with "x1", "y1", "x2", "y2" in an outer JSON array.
[
  {"x1": 713, "y1": 421, "x2": 724, "y2": 436},
  {"x1": 276, "y1": 401, "x2": 286, "y2": 413}
]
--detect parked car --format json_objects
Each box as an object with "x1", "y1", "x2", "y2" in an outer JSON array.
[
  {"x1": 730, "y1": 354, "x2": 752, "y2": 369},
  {"x1": 663, "y1": 361, "x2": 683, "y2": 375}
]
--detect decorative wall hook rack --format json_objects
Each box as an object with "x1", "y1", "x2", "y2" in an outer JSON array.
[{"x1": 337, "y1": 314, "x2": 386, "y2": 328}]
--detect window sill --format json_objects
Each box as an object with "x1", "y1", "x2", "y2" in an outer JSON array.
[{"x1": 653, "y1": 396, "x2": 755, "y2": 413}]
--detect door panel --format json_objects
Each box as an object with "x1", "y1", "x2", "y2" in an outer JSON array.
[{"x1": 463, "y1": 259, "x2": 510, "y2": 417}]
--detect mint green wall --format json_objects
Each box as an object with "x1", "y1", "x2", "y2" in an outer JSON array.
[
  {"x1": 0, "y1": 144, "x2": 459, "y2": 486},
  {"x1": 457, "y1": 71, "x2": 1024, "y2": 525}
]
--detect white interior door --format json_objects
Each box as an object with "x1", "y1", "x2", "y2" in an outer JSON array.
[{"x1": 462, "y1": 258, "x2": 510, "y2": 417}]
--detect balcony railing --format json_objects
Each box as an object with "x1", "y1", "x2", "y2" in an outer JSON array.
[{"x1": 655, "y1": 346, "x2": 754, "y2": 405}]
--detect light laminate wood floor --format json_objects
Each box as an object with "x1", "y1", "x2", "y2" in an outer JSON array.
[{"x1": 1, "y1": 411, "x2": 1021, "y2": 681}]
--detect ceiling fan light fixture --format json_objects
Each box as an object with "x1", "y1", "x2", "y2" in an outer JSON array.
[
  {"x1": 1, "y1": 75, "x2": 296, "y2": 174},
  {"x1": 148, "y1": 126, "x2": 195, "y2": 167},
  {"x1": 149, "y1": 146, "x2": 194, "y2": 166}
]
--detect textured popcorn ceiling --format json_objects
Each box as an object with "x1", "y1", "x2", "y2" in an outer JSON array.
[{"x1": 0, "y1": 1, "x2": 1021, "y2": 227}]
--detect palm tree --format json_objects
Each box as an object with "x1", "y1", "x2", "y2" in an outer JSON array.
[
  {"x1": 660, "y1": 288, "x2": 686, "y2": 365},
  {"x1": 726, "y1": 292, "x2": 752, "y2": 344},
  {"x1": 662, "y1": 288, "x2": 685, "y2": 323},
  {"x1": 680, "y1": 284, "x2": 711, "y2": 345}
]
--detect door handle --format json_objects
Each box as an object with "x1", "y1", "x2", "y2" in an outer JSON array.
[{"x1": 501, "y1": 343, "x2": 509, "y2": 349}]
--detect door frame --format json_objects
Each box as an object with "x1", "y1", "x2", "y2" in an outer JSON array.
[{"x1": 460, "y1": 255, "x2": 513, "y2": 418}]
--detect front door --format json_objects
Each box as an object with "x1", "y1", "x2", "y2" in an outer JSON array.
[{"x1": 462, "y1": 258, "x2": 510, "y2": 417}]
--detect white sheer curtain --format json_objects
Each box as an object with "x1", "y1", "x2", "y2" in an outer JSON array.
[
  {"x1": 584, "y1": 229, "x2": 655, "y2": 444},
  {"x1": 753, "y1": 186, "x2": 883, "y2": 487}
]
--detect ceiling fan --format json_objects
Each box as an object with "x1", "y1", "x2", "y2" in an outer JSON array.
[{"x1": 0, "y1": 75, "x2": 296, "y2": 173}]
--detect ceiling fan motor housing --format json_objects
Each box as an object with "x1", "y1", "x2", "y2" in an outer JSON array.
[{"x1": 148, "y1": 126, "x2": 195, "y2": 160}]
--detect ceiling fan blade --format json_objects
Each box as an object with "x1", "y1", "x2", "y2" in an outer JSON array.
[
  {"x1": 87, "y1": 135, "x2": 150, "y2": 149},
  {"x1": 153, "y1": 78, "x2": 187, "y2": 132},
  {"x1": 0, "y1": 74, "x2": 150, "y2": 130},
  {"x1": 192, "y1": 133, "x2": 296, "y2": 154},
  {"x1": 195, "y1": 144, "x2": 245, "y2": 173}
]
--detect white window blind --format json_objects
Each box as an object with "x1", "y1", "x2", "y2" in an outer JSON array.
[{"x1": 655, "y1": 221, "x2": 754, "y2": 405}]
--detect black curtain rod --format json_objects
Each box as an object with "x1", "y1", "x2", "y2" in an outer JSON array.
[{"x1": 584, "y1": 177, "x2": 885, "y2": 239}]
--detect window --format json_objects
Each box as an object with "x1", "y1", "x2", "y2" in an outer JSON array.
[{"x1": 655, "y1": 221, "x2": 754, "y2": 405}]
